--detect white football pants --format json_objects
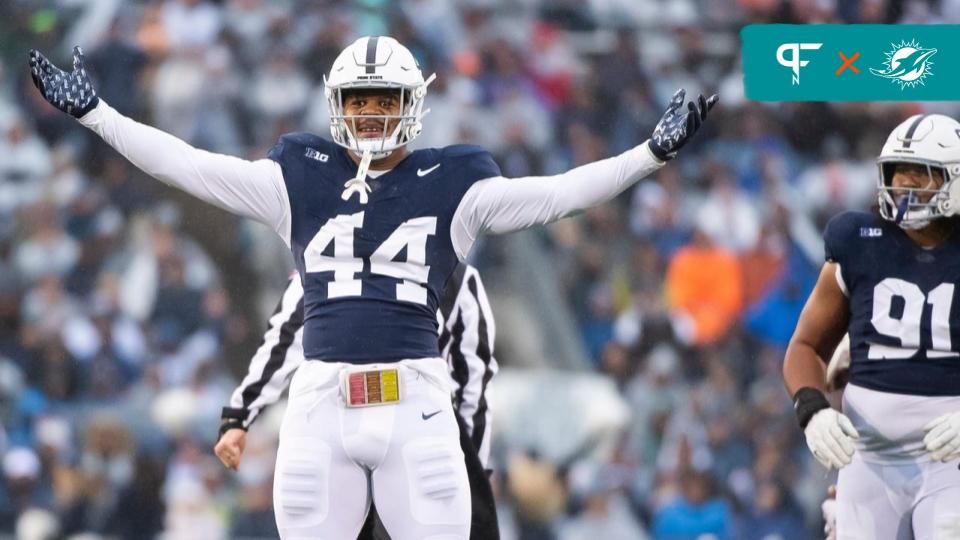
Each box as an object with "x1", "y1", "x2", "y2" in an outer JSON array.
[
  {"x1": 273, "y1": 357, "x2": 471, "y2": 540},
  {"x1": 837, "y1": 453, "x2": 960, "y2": 539}
]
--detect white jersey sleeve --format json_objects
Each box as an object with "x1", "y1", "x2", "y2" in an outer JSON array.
[
  {"x1": 449, "y1": 142, "x2": 664, "y2": 259},
  {"x1": 79, "y1": 100, "x2": 292, "y2": 245},
  {"x1": 223, "y1": 275, "x2": 304, "y2": 428}
]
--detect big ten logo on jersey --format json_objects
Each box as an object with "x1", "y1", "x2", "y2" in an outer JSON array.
[
  {"x1": 305, "y1": 147, "x2": 329, "y2": 162},
  {"x1": 869, "y1": 277, "x2": 959, "y2": 359},
  {"x1": 860, "y1": 227, "x2": 883, "y2": 237},
  {"x1": 305, "y1": 211, "x2": 437, "y2": 305}
]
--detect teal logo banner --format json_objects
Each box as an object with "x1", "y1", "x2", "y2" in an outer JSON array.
[{"x1": 742, "y1": 25, "x2": 960, "y2": 101}]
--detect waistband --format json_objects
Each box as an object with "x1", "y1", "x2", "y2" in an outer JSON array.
[{"x1": 292, "y1": 356, "x2": 451, "y2": 399}]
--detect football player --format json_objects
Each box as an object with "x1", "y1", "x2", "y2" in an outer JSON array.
[
  {"x1": 214, "y1": 263, "x2": 499, "y2": 540},
  {"x1": 29, "y1": 39, "x2": 717, "y2": 539},
  {"x1": 784, "y1": 114, "x2": 960, "y2": 539}
]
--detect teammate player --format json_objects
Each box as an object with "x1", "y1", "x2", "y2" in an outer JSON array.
[
  {"x1": 214, "y1": 264, "x2": 499, "y2": 539},
  {"x1": 784, "y1": 114, "x2": 960, "y2": 539},
  {"x1": 29, "y1": 38, "x2": 717, "y2": 539}
]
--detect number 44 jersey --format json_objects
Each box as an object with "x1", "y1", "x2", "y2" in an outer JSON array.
[
  {"x1": 826, "y1": 211, "x2": 960, "y2": 396},
  {"x1": 268, "y1": 134, "x2": 499, "y2": 363}
]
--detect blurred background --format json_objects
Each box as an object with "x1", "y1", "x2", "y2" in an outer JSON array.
[{"x1": 1, "y1": 0, "x2": 960, "y2": 539}]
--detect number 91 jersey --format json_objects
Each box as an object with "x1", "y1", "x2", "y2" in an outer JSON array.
[
  {"x1": 268, "y1": 133, "x2": 500, "y2": 363},
  {"x1": 826, "y1": 211, "x2": 960, "y2": 396}
]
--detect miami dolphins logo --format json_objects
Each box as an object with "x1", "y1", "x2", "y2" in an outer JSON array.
[{"x1": 870, "y1": 39, "x2": 937, "y2": 89}]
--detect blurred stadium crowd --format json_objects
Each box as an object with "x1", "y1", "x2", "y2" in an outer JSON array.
[{"x1": 2, "y1": 0, "x2": 960, "y2": 539}]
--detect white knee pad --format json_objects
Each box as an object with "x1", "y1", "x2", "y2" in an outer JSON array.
[
  {"x1": 934, "y1": 516, "x2": 960, "y2": 540},
  {"x1": 929, "y1": 496, "x2": 960, "y2": 539},
  {"x1": 402, "y1": 437, "x2": 469, "y2": 526},
  {"x1": 275, "y1": 438, "x2": 332, "y2": 527}
]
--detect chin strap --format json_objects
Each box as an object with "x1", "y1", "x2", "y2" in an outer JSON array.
[
  {"x1": 894, "y1": 193, "x2": 911, "y2": 224},
  {"x1": 342, "y1": 149, "x2": 373, "y2": 204}
]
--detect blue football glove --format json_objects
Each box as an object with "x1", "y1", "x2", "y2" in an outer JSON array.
[
  {"x1": 29, "y1": 46, "x2": 99, "y2": 119},
  {"x1": 647, "y1": 89, "x2": 718, "y2": 161}
]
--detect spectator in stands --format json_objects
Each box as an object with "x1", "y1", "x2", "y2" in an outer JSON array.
[
  {"x1": 664, "y1": 222, "x2": 743, "y2": 345},
  {"x1": 652, "y1": 470, "x2": 732, "y2": 540}
]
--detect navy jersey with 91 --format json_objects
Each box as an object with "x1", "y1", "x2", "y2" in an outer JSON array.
[
  {"x1": 825, "y1": 211, "x2": 960, "y2": 396},
  {"x1": 268, "y1": 134, "x2": 499, "y2": 363}
]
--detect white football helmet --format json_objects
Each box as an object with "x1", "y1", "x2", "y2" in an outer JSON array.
[
  {"x1": 877, "y1": 113, "x2": 960, "y2": 229},
  {"x1": 324, "y1": 36, "x2": 435, "y2": 159}
]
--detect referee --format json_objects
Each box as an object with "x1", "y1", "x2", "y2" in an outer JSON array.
[{"x1": 215, "y1": 263, "x2": 499, "y2": 540}]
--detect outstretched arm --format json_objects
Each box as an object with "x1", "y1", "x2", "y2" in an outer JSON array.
[
  {"x1": 30, "y1": 47, "x2": 292, "y2": 244},
  {"x1": 451, "y1": 89, "x2": 716, "y2": 259}
]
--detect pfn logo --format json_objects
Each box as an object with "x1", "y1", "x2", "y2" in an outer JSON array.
[{"x1": 776, "y1": 43, "x2": 823, "y2": 85}]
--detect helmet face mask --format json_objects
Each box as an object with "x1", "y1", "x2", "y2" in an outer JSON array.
[
  {"x1": 876, "y1": 114, "x2": 960, "y2": 230},
  {"x1": 877, "y1": 159, "x2": 948, "y2": 229},
  {"x1": 332, "y1": 86, "x2": 418, "y2": 157},
  {"x1": 324, "y1": 37, "x2": 435, "y2": 159}
]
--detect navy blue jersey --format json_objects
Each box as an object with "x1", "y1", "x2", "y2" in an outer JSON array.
[
  {"x1": 825, "y1": 211, "x2": 960, "y2": 396},
  {"x1": 268, "y1": 134, "x2": 500, "y2": 363}
]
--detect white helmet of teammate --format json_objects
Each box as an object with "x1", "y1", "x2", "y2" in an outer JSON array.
[
  {"x1": 877, "y1": 113, "x2": 960, "y2": 229},
  {"x1": 324, "y1": 36, "x2": 435, "y2": 159}
]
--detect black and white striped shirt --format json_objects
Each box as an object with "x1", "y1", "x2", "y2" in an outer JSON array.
[{"x1": 221, "y1": 263, "x2": 497, "y2": 465}]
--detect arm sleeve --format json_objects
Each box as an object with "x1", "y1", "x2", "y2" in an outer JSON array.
[
  {"x1": 79, "y1": 100, "x2": 292, "y2": 245},
  {"x1": 223, "y1": 275, "x2": 305, "y2": 428},
  {"x1": 446, "y1": 266, "x2": 497, "y2": 467},
  {"x1": 450, "y1": 142, "x2": 664, "y2": 259}
]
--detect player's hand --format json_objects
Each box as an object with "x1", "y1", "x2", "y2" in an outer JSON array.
[
  {"x1": 822, "y1": 484, "x2": 837, "y2": 540},
  {"x1": 28, "y1": 46, "x2": 99, "y2": 118},
  {"x1": 805, "y1": 408, "x2": 860, "y2": 469},
  {"x1": 647, "y1": 88, "x2": 718, "y2": 161},
  {"x1": 923, "y1": 411, "x2": 960, "y2": 462},
  {"x1": 214, "y1": 428, "x2": 247, "y2": 470}
]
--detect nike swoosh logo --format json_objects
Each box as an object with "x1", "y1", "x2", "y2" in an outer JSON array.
[
  {"x1": 421, "y1": 410, "x2": 442, "y2": 420},
  {"x1": 417, "y1": 164, "x2": 440, "y2": 177}
]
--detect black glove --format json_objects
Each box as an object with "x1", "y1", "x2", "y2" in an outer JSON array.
[
  {"x1": 647, "y1": 89, "x2": 718, "y2": 161},
  {"x1": 29, "y1": 46, "x2": 100, "y2": 119}
]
